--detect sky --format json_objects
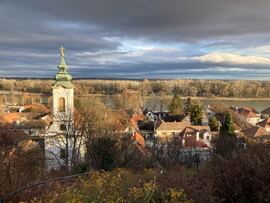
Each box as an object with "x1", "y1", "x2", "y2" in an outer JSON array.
[{"x1": 2, "y1": 0, "x2": 270, "y2": 79}]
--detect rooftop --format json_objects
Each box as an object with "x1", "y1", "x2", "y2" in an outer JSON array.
[
  {"x1": 156, "y1": 121, "x2": 190, "y2": 131},
  {"x1": 241, "y1": 126, "x2": 269, "y2": 139},
  {"x1": 257, "y1": 118, "x2": 270, "y2": 128}
]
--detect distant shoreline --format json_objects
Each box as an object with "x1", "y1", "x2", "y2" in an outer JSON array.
[
  {"x1": 1, "y1": 90, "x2": 270, "y2": 101},
  {"x1": 83, "y1": 94, "x2": 270, "y2": 101},
  {"x1": 0, "y1": 77, "x2": 269, "y2": 82},
  {"x1": 187, "y1": 96, "x2": 270, "y2": 101}
]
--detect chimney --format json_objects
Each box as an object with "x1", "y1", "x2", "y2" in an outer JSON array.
[{"x1": 196, "y1": 132, "x2": 200, "y2": 141}]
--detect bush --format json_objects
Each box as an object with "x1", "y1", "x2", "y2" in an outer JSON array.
[
  {"x1": 208, "y1": 145, "x2": 270, "y2": 202},
  {"x1": 40, "y1": 169, "x2": 192, "y2": 203}
]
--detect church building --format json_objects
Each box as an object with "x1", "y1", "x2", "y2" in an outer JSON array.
[{"x1": 40, "y1": 47, "x2": 83, "y2": 170}]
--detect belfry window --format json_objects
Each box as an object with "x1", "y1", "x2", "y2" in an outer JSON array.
[
  {"x1": 58, "y1": 97, "x2": 65, "y2": 112},
  {"x1": 60, "y1": 124, "x2": 66, "y2": 131}
]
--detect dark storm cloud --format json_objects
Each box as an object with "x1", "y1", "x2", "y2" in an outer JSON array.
[
  {"x1": 12, "y1": 0, "x2": 270, "y2": 41},
  {"x1": 1, "y1": 0, "x2": 270, "y2": 79}
]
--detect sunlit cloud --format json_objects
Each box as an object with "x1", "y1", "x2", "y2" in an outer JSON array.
[{"x1": 193, "y1": 52, "x2": 270, "y2": 65}]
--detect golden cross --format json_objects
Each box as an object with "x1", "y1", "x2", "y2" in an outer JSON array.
[{"x1": 60, "y1": 46, "x2": 65, "y2": 57}]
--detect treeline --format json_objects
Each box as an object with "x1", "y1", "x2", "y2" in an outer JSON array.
[{"x1": 1, "y1": 78, "x2": 270, "y2": 97}]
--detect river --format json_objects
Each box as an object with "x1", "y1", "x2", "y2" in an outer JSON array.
[{"x1": 87, "y1": 95, "x2": 270, "y2": 112}]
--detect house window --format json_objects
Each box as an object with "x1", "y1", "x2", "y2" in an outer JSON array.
[
  {"x1": 60, "y1": 148, "x2": 66, "y2": 159},
  {"x1": 58, "y1": 97, "x2": 65, "y2": 112},
  {"x1": 40, "y1": 97, "x2": 48, "y2": 104}
]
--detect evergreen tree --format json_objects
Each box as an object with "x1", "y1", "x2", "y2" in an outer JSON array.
[
  {"x1": 209, "y1": 116, "x2": 220, "y2": 131},
  {"x1": 184, "y1": 97, "x2": 193, "y2": 115},
  {"x1": 169, "y1": 95, "x2": 183, "y2": 115},
  {"x1": 190, "y1": 103, "x2": 203, "y2": 125},
  {"x1": 221, "y1": 113, "x2": 235, "y2": 136}
]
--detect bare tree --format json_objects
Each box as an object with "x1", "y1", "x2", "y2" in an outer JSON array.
[{"x1": 45, "y1": 108, "x2": 89, "y2": 172}]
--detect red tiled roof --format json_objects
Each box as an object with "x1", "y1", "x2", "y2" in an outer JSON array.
[
  {"x1": 241, "y1": 126, "x2": 269, "y2": 138},
  {"x1": 257, "y1": 118, "x2": 270, "y2": 128},
  {"x1": 179, "y1": 126, "x2": 210, "y2": 148},
  {"x1": 237, "y1": 107, "x2": 260, "y2": 118},
  {"x1": 183, "y1": 135, "x2": 208, "y2": 148},
  {"x1": 179, "y1": 126, "x2": 210, "y2": 137},
  {"x1": 130, "y1": 114, "x2": 144, "y2": 131},
  {"x1": 0, "y1": 113, "x2": 40, "y2": 125},
  {"x1": 0, "y1": 113, "x2": 22, "y2": 124},
  {"x1": 156, "y1": 121, "x2": 190, "y2": 131},
  {"x1": 24, "y1": 104, "x2": 50, "y2": 113}
]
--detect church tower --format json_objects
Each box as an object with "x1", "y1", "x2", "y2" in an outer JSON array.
[{"x1": 52, "y1": 46, "x2": 74, "y2": 120}]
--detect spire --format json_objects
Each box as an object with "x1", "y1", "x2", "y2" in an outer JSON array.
[
  {"x1": 54, "y1": 46, "x2": 72, "y2": 83},
  {"x1": 60, "y1": 46, "x2": 66, "y2": 66}
]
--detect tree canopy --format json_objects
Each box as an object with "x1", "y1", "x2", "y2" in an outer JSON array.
[
  {"x1": 221, "y1": 113, "x2": 235, "y2": 136},
  {"x1": 190, "y1": 103, "x2": 203, "y2": 125},
  {"x1": 169, "y1": 95, "x2": 183, "y2": 115}
]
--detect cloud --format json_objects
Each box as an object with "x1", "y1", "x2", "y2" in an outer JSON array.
[
  {"x1": 1, "y1": 0, "x2": 270, "y2": 79},
  {"x1": 193, "y1": 52, "x2": 270, "y2": 65},
  {"x1": 10, "y1": 0, "x2": 270, "y2": 42}
]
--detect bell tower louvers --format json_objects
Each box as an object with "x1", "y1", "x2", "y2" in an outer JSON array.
[{"x1": 52, "y1": 46, "x2": 74, "y2": 120}]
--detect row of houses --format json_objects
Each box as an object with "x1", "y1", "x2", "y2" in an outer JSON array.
[
  {"x1": 220, "y1": 106, "x2": 270, "y2": 142},
  {"x1": 132, "y1": 110, "x2": 214, "y2": 151},
  {"x1": 133, "y1": 104, "x2": 270, "y2": 155}
]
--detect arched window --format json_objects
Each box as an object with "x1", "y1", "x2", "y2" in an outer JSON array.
[{"x1": 58, "y1": 97, "x2": 65, "y2": 112}]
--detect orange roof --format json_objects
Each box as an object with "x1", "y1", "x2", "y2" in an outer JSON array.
[
  {"x1": 0, "y1": 113, "x2": 22, "y2": 124},
  {"x1": 24, "y1": 104, "x2": 50, "y2": 113},
  {"x1": 257, "y1": 118, "x2": 270, "y2": 128},
  {"x1": 130, "y1": 114, "x2": 144, "y2": 131},
  {"x1": 132, "y1": 131, "x2": 145, "y2": 147},
  {"x1": 156, "y1": 121, "x2": 190, "y2": 131},
  {"x1": 0, "y1": 112, "x2": 38, "y2": 125},
  {"x1": 179, "y1": 126, "x2": 210, "y2": 137},
  {"x1": 237, "y1": 107, "x2": 260, "y2": 118},
  {"x1": 183, "y1": 135, "x2": 208, "y2": 148},
  {"x1": 241, "y1": 126, "x2": 269, "y2": 138}
]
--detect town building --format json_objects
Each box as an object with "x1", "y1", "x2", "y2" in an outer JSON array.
[
  {"x1": 155, "y1": 121, "x2": 190, "y2": 139},
  {"x1": 240, "y1": 126, "x2": 270, "y2": 142},
  {"x1": 231, "y1": 106, "x2": 261, "y2": 125},
  {"x1": 179, "y1": 126, "x2": 212, "y2": 148},
  {"x1": 38, "y1": 47, "x2": 85, "y2": 169}
]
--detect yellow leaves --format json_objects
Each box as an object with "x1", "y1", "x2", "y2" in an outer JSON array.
[
  {"x1": 128, "y1": 181, "x2": 157, "y2": 202},
  {"x1": 42, "y1": 169, "x2": 191, "y2": 203},
  {"x1": 165, "y1": 188, "x2": 193, "y2": 203},
  {"x1": 18, "y1": 139, "x2": 39, "y2": 152}
]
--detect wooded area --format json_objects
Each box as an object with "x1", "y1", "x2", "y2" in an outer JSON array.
[{"x1": 1, "y1": 78, "x2": 270, "y2": 97}]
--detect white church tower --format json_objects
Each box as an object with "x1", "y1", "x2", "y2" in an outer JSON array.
[
  {"x1": 42, "y1": 47, "x2": 76, "y2": 169},
  {"x1": 52, "y1": 46, "x2": 74, "y2": 121}
]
